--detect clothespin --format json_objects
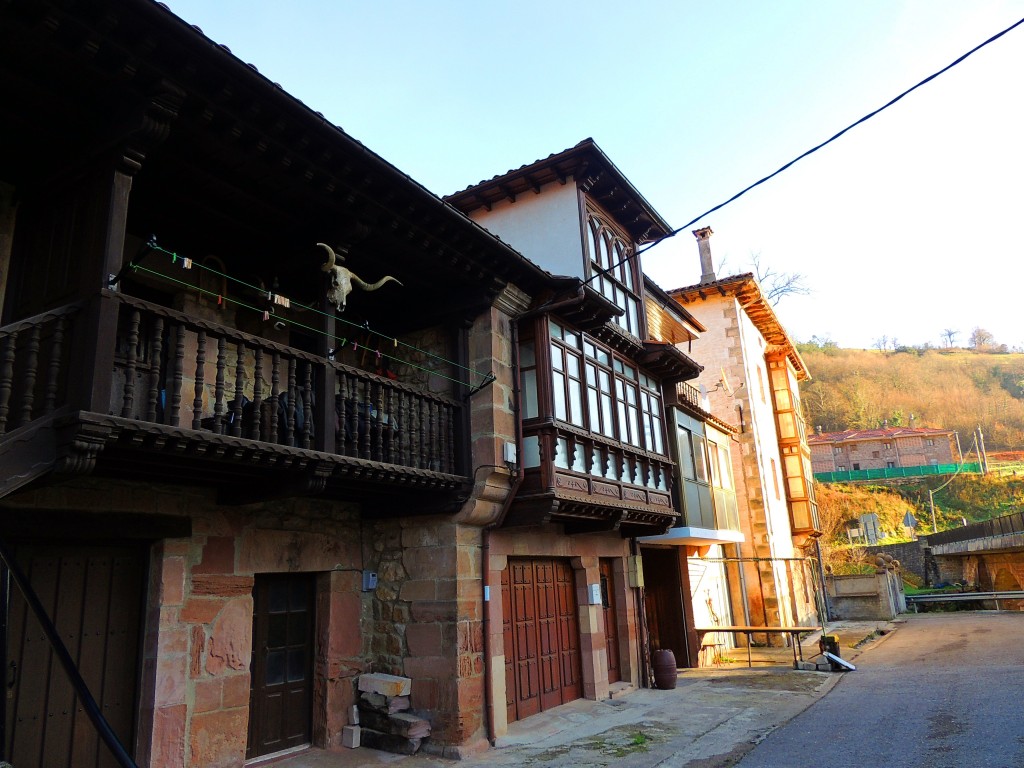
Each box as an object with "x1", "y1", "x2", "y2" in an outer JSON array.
[
  {"x1": 393, "y1": 338, "x2": 397, "y2": 347},
  {"x1": 375, "y1": 349, "x2": 381, "y2": 360},
  {"x1": 182, "y1": 257, "x2": 193, "y2": 269},
  {"x1": 262, "y1": 310, "x2": 270, "y2": 322},
  {"x1": 353, "y1": 341, "x2": 358, "y2": 351},
  {"x1": 217, "y1": 295, "x2": 223, "y2": 306},
  {"x1": 172, "y1": 252, "x2": 178, "y2": 264}
]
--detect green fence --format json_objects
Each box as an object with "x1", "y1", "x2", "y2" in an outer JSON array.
[{"x1": 814, "y1": 462, "x2": 982, "y2": 483}]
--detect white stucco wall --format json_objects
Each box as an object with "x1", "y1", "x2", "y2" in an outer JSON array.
[{"x1": 466, "y1": 179, "x2": 584, "y2": 278}]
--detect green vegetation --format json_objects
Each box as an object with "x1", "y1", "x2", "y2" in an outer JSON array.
[
  {"x1": 816, "y1": 473, "x2": 1024, "y2": 572},
  {"x1": 797, "y1": 344, "x2": 1024, "y2": 450}
]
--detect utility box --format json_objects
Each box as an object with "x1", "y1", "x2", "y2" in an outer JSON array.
[{"x1": 627, "y1": 554, "x2": 644, "y2": 588}]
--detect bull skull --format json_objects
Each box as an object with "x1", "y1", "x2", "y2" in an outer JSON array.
[{"x1": 317, "y1": 243, "x2": 402, "y2": 312}]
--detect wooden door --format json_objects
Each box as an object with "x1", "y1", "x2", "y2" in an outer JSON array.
[
  {"x1": 641, "y1": 547, "x2": 690, "y2": 665},
  {"x1": 599, "y1": 559, "x2": 621, "y2": 683},
  {"x1": 502, "y1": 558, "x2": 581, "y2": 722},
  {"x1": 5, "y1": 544, "x2": 145, "y2": 768},
  {"x1": 246, "y1": 573, "x2": 315, "y2": 760}
]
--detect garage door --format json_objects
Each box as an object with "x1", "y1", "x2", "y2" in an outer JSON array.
[
  {"x1": 4, "y1": 544, "x2": 145, "y2": 768},
  {"x1": 501, "y1": 558, "x2": 581, "y2": 723}
]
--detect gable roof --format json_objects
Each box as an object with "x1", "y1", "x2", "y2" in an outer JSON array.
[
  {"x1": 444, "y1": 139, "x2": 672, "y2": 245},
  {"x1": 667, "y1": 273, "x2": 809, "y2": 380},
  {"x1": 808, "y1": 427, "x2": 956, "y2": 445}
]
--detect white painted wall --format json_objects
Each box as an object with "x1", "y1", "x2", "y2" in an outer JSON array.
[
  {"x1": 688, "y1": 547, "x2": 736, "y2": 663},
  {"x1": 467, "y1": 179, "x2": 584, "y2": 278}
]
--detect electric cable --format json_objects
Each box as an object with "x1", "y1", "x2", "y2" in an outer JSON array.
[{"x1": 588, "y1": 15, "x2": 1024, "y2": 284}]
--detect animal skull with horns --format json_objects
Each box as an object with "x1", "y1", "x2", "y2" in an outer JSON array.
[{"x1": 317, "y1": 243, "x2": 402, "y2": 312}]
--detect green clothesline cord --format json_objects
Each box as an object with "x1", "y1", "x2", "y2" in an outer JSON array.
[
  {"x1": 145, "y1": 242, "x2": 492, "y2": 382},
  {"x1": 131, "y1": 263, "x2": 485, "y2": 388}
]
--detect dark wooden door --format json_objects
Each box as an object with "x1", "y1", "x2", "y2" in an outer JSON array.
[
  {"x1": 246, "y1": 573, "x2": 315, "y2": 760},
  {"x1": 641, "y1": 547, "x2": 697, "y2": 667},
  {"x1": 5, "y1": 544, "x2": 145, "y2": 768},
  {"x1": 502, "y1": 558, "x2": 581, "y2": 722},
  {"x1": 599, "y1": 559, "x2": 621, "y2": 683}
]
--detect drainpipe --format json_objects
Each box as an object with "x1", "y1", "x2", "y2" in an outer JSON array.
[
  {"x1": 481, "y1": 285, "x2": 592, "y2": 742},
  {"x1": 481, "y1": 316, "x2": 524, "y2": 746}
]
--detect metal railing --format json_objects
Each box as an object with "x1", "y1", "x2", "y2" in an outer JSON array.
[
  {"x1": 907, "y1": 590, "x2": 1024, "y2": 612},
  {"x1": 925, "y1": 511, "x2": 1024, "y2": 546}
]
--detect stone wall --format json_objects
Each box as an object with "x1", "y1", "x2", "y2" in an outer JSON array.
[{"x1": 4, "y1": 477, "x2": 368, "y2": 768}]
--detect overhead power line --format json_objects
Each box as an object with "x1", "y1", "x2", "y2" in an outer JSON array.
[{"x1": 631, "y1": 14, "x2": 1024, "y2": 260}]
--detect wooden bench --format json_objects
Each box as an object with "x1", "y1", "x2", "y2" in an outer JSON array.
[{"x1": 693, "y1": 626, "x2": 822, "y2": 668}]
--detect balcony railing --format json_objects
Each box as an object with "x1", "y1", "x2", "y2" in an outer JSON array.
[{"x1": 0, "y1": 292, "x2": 463, "y2": 477}]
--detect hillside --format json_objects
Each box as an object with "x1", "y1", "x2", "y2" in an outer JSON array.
[{"x1": 797, "y1": 344, "x2": 1024, "y2": 451}]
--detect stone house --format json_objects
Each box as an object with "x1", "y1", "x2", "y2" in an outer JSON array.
[
  {"x1": 663, "y1": 228, "x2": 822, "y2": 634},
  {"x1": 0, "y1": 6, "x2": 707, "y2": 768},
  {"x1": 638, "y1": 279, "x2": 746, "y2": 666},
  {"x1": 0, "y1": 3, "x2": 664, "y2": 765},
  {"x1": 445, "y1": 139, "x2": 701, "y2": 731},
  {"x1": 809, "y1": 427, "x2": 959, "y2": 473}
]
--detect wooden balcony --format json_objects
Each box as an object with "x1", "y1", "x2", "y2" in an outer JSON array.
[
  {"x1": 0, "y1": 291, "x2": 470, "y2": 511},
  {"x1": 509, "y1": 420, "x2": 679, "y2": 537}
]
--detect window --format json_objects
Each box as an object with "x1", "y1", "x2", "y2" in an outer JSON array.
[
  {"x1": 832, "y1": 446, "x2": 842, "y2": 455},
  {"x1": 886, "y1": 461, "x2": 896, "y2": 468},
  {"x1": 585, "y1": 207, "x2": 642, "y2": 338},
  {"x1": 548, "y1": 320, "x2": 665, "y2": 454},
  {"x1": 872, "y1": 451, "x2": 880, "y2": 458},
  {"x1": 883, "y1": 442, "x2": 892, "y2": 450},
  {"x1": 853, "y1": 462, "x2": 861, "y2": 471},
  {"x1": 926, "y1": 439, "x2": 935, "y2": 446}
]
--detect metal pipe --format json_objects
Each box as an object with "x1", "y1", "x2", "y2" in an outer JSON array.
[{"x1": 482, "y1": 315, "x2": 525, "y2": 746}]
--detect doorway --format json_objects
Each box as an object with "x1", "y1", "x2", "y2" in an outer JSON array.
[{"x1": 246, "y1": 573, "x2": 315, "y2": 760}]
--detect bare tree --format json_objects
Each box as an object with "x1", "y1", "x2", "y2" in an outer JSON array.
[
  {"x1": 941, "y1": 328, "x2": 959, "y2": 348},
  {"x1": 750, "y1": 253, "x2": 810, "y2": 306},
  {"x1": 969, "y1": 327, "x2": 995, "y2": 351}
]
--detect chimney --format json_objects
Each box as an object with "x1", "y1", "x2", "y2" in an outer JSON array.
[{"x1": 693, "y1": 227, "x2": 715, "y2": 284}]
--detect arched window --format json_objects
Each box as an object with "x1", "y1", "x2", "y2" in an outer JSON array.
[{"x1": 585, "y1": 208, "x2": 642, "y2": 338}]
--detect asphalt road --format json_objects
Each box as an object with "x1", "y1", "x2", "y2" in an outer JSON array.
[{"x1": 737, "y1": 612, "x2": 1024, "y2": 768}]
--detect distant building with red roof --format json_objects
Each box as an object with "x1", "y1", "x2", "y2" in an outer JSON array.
[{"x1": 808, "y1": 426, "x2": 960, "y2": 474}]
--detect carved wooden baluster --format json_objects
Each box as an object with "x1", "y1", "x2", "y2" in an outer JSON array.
[
  {"x1": 0, "y1": 332, "x2": 17, "y2": 436},
  {"x1": 301, "y1": 362, "x2": 312, "y2": 449},
  {"x1": 120, "y1": 311, "x2": 139, "y2": 418},
  {"x1": 191, "y1": 330, "x2": 207, "y2": 429},
  {"x1": 286, "y1": 358, "x2": 297, "y2": 446},
  {"x1": 445, "y1": 404, "x2": 455, "y2": 474},
  {"x1": 385, "y1": 386, "x2": 396, "y2": 463},
  {"x1": 337, "y1": 372, "x2": 349, "y2": 455},
  {"x1": 428, "y1": 399, "x2": 438, "y2": 472},
  {"x1": 146, "y1": 318, "x2": 164, "y2": 422},
  {"x1": 18, "y1": 326, "x2": 40, "y2": 427},
  {"x1": 251, "y1": 348, "x2": 264, "y2": 440},
  {"x1": 269, "y1": 352, "x2": 280, "y2": 444},
  {"x1": 396, "y1": 390, "x2": 408, "y2": 466},
  {"x1": 347, "y1": 374, "x2": 358, "y2": 457},
  {"x1": 231, "y1": 343, "x2": 246, "y2": 437},
  {"x1": 372, "y1": 381, "x2": 384, "y2": 462},
  {"x1": 412, "y1": 397, "x2": 424, "y2": 470},
  {"x1": 212, "y1": 336, "x2": 226, "y2": 434},
  {"x1": 359, "y1": 378, "x2": 372, "y2": 459},
  {"x1": 168, "y1": 323, "x2": 185, "y2": 426}
]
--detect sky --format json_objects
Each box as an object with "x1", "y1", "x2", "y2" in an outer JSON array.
[{"x1": 165, "y1": 1, "x2": 1024, "y2": 351}]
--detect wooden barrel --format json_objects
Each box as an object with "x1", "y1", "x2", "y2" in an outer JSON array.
[{"x1": 651, "y1": 648, "x2": 678, "y2": 689}]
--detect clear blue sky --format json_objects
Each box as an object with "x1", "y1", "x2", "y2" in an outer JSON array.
[{"x1": 166, "y1": 0, "x2": 1024, "y2": 351}]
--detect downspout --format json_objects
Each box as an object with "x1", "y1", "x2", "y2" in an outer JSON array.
[
  {"x1": 482, "y1": 315, "x2": 525, "y2": 746},
  {"x1": 481, "y1": 285, "x2": 587, "y2": 743}
]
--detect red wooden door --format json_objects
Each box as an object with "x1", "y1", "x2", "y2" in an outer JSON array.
[
  {"x1": 503, "y1": 558, "x2": 581, "y2": 722},
  {"x1": 246, "y1": 573, "x2": 315, "y2": 760},
  {"x1": 599, "y1": 559, "x2": 621, "y2": 683},
  {"x1": 5, "y1": 544, "x2": 145, "y2": 768}
]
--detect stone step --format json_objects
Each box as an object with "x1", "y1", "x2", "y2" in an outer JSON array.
[
  {"x1": 359, "y1": 710, "x2": 431, "y2": 739},
  {"x1": 359, "y1": 692, "x2": 411, "y2": 713},
  {"x1": 360, "y1": 728, "x2": 422, "y2": 755},
  {"x1": 358, "y1": 672, "x2": 412, "y2": 697}
]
